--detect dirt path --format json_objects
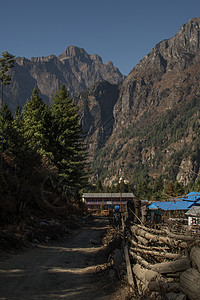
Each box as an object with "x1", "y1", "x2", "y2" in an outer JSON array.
[{"x1": 0, "y1": 216, "x2": 117, "y2": 300}]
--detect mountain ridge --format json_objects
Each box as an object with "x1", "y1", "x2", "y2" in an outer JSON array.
[
  {"x1": 77, "y1": 17, "x2": 200, "y2": 187},
  {"x1": 5, "y1": 45, "x2": 124, "y2": 112},
  {"x1": 4, "y1": 18, "x2": 200, "y2": 187}
]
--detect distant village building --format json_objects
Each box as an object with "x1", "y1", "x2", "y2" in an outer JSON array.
[
  {"x1": 179, "y1": 192, "x2": 200, "y2": 203},
  {"x1": 148, "y1": 192, "x2": 200, "y2": 223},
  {"x1": 148, "y1": 200, "x2": 191, "y2": 222},
  {"x1": 185, "y1": 206, "x2": 200, "y2": 228},
  {"x1": 82, "y1": 193, "x2": 135, "y2": 211}
]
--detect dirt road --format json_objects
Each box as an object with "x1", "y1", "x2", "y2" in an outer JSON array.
[{"x1": 0, "y1": 216, "x2": 117, "y2": 300}]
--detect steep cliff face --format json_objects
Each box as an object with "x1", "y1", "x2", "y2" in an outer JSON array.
[
  {"x1": 4, "y1": 46, "x2": 124, "y2": 112},
  {"x1": 89, "y1": 17, "x2": 200, "y2": 185},
  {"x1": 113, "y1": 17, "x2": 200, "y2": 131},
  {"x1": 74, "y1": 81, "x2": 119, "y2": 161}
]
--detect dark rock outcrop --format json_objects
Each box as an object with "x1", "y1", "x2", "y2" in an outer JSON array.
[{"x1": 75, "y1": 80, "x2": 119, "y2": 160}]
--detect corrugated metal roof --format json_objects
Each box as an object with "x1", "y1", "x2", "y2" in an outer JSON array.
[
  {"x1": 180, "y1": 192, "x2": 200, "y2": 202},
  {"x1": 185, "y1": 206, "x2": 200, "y2": 216},
  {"x1": 148, "y1": 200, "x2": 192, "y2": 211},
  {"x1": 82, "y1": 193, "x2": 135, "y2": 198}
]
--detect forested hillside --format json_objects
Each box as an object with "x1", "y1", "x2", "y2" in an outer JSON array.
[{"x1": 0, "y1": 84, "x2": 88, "y2": 227}]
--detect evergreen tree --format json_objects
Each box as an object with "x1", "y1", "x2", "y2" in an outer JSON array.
[
  {"x1": 0, "y1": 103, "x2": 13, "y2": 158},
  {"x1": 95, "y1": 179, "x2": 103, "y2": 192},
  {"x1": 50, "y1": 84, "x2": 87, "y2": 189},
  {"x1": 136, "y1": 179, "x2": 152, "y2": 200},
  {"x1": 0, "y1": 51, "x2": 15, "y2": 108},
  {"x1": 11, "y1": 105, "x2": 40, "y2": 177},
  {"x1": 173, "y1": 181, "x2": 184, "y2": 196},
  {"x1": 163, "y1": 181, "x2": 176, "y2": 198},
  {"x1": 22, "y1": 87, "x2": 51, "y2": 158},
  {"x1": 0, "y1": 52, "x2": 15, "y2": 167}
]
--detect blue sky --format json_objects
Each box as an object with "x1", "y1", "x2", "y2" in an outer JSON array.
[{"x1": 0, "y1": 0, "x2": 200, "y2": 75}]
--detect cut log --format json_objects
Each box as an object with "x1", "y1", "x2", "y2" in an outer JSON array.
[
  {"x1": 132, "y1": 263, "x2": 169, "y2": 296},
  {"x1": 130, "y1": 246, "x2": 180, "y2": 260},
  {"x1": 135, "y1": 277, "x2": 149, "y2": 296},
  {"x1": 190, "y1": 246, "x2": 200, "y2": 272},
  {"x1": 165, "y1": 230, "x2": 194, "y2": 241},
  {"x1": 130, "y1": 238, "x2": 170, "y2": 252},
  {"x1": 158, "y1": 236, "x2": 173, "y2": 246},
  {"x1": 148, "y1": 281, "x2": 179, "y2": 293},
  {"x1": 133, "y1": 224, "x2": 193, "y2": 245},
  {"x1": 131, "y1": 225, "x2": 158, "y2": 242},
  {"x1": 165, "y1": 272, "x2": 182, "y2": 278},
  {"x1": 136, "y1": 235, "x2": 149, "y2": 246},
  {"x1": 180, "y1": 268, "x2": 200, "y2": 300},
  {"x1": 166, "y1": 292, "x2": 186, "y2": 300},
  {"x1": 151, "y1": 258, "x2": 190, "y2": 274},
  {"x1": 130, "y1": 250, "x2": 189, "y2": 274},
  {"x1": 129, "y1": 250, "x2": 152, "y2": 269},
  {"x1": 131, "y1": 225, "x2": 174, "y2": 246},
  {"x1": 133, "y1": 263, "x2": 160, "y2": 283},
  {"x1": 179, "y1": 242, "x2": 188, "y2": 249},
  {"x1": 138, "y1": 224, "x2": 166, "y2": 235}
]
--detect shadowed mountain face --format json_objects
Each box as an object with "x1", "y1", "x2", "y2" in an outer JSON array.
[
  {"x1": 74, "y1": 80, "x2": 120, "y2": 161},
  {"x1": 76, "y1": 17, "x2": 200, "y2": 186},
  {"x1": 4, "y1": 45, "x2": 124, "y2": 112}
]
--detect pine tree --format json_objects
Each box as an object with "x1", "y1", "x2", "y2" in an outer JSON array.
[
  {"x1": 0, "y1": 52, "x2": 15, "y2": 168},
  {"x1": 11, "y1": 105, "x2": 38, "y2": 176},
  {"x1": 0, "y1": 103, "x2": 13, "y2": 158},
  {"x1": 50, "y1": 84, "x2": 87, "y2": 189},
  {"x1": 0, "y1": 51, "x2": 15, "y2": 108},
  {"x1": 22, "y1": 87, "x2": 51, "y2": 158}
]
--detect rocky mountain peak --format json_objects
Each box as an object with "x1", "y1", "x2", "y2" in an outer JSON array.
[
  {"x1": 58, "y1": 45, "x2": 88, "y2": 61},
  {"x1": 133, "y1": 17, "x2": 200, "y2": 77},
  {"x1": 5, "y1": 46, "x2": 124, "y2": 112},
  {"x1": 30, "y1": 55, "x2": 57, "y2": 63},
  {"x1": 180, "y1": 17, "x2": 200, "y2": 48},
  {"x1": 58, "y1": 45, "x2": 103, "y2": 65},
  {"x1": 16, "y1": 57, "x2": 30, "y2": 66}
]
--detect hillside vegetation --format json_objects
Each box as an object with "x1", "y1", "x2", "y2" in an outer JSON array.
[{"x1": 0, "y1": 84, "x2": 88, "y2": 230}]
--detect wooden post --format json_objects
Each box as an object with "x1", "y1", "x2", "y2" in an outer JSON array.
[
  {"x1": 120, "y1": 178, "x2": 122, "y2": 212},
  {"x1": 124, "y1": 244, "x2": 134, "y2": 287},
  {"x1": 134, "y1": 199, "x2": 141, "y2": 223}
]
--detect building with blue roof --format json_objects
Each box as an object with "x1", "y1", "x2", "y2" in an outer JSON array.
[
  {"x1": 148, "y1": 200, "x2": 192, "y2": 211},
  {"x1": 180, "y1": 192, "x2": 200, "y2": 203},
  {"x1": 147, "y1": 192, "x2": 200, "y2": 224},
  {"x1": 148, "y1": 194, "x2": 200, "y2": 223}
]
